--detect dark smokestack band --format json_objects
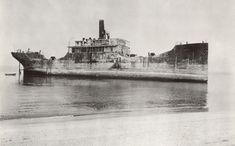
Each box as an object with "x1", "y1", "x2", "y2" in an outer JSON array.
[{"x1": 99, "y1": 20, "x2": 105, "y2": 39}]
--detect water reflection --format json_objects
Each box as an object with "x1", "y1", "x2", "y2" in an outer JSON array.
[
  {"x1": 0, "y1": 75, "x2": 208, "y2": 120},
  {"x1": 22, "y1": 76, "x2": 208, "y2": 113}
]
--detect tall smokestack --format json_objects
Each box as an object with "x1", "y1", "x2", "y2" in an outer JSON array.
[{"x1": 99, "y1": 20, "x2": 105, "y2": 39}]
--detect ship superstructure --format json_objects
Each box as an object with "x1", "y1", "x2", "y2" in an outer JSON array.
[{"x1": 65, "y1": 20, "x2": 130, "y2": 63}]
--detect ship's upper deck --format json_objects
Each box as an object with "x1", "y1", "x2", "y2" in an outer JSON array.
[
  {"x1": 68, "y1": 20, "x2": 130, "y2": 50},
  {"x1": 69, "y1": 38, "x2": 130, "y2": 49}
]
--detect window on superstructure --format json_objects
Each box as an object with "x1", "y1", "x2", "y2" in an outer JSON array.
[
  {"x1": 82, "y1": 48, "x2": 86, "y2": 52},
  {"x1": 72, "y1": 48, "x2": 75, "y2": 53}
]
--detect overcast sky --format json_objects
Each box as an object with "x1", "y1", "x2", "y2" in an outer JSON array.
[{"x1": 0, "y1": 0, "x2": 234, "y2": 72}]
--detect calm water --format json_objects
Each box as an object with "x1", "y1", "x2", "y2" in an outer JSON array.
[{"x1": 0, "y1": 72, "x2": 234, "y2": 120}]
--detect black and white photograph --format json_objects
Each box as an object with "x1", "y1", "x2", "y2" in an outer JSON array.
[{"x1": 0, "y1": 0, "x2": 234, "y2": 145}]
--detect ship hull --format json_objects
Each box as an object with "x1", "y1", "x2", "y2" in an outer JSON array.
[
  {"x1": 11, "y1": 20, "x2": 208, "y2": 83},
  {"x1": 18, "y1": 60, "x2": 207, "y2": 83},
  {"x1": 11, "y1": 42, "x2": 208, "y2": 83},
  {"x1": 23, "y1": 69, "x2": 207, "y2": 83}
]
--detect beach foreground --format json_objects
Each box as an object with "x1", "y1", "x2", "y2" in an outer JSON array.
[{"x1": 0, "y1": 111, "x2": 234, "y2": 146}]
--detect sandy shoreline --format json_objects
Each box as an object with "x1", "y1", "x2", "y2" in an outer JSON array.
[{"x1": 0, "y1": 111, "x2": 234, "y2": 146}]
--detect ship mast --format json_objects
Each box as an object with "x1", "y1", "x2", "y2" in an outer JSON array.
[{"x1": 68, "y1": 37, "x2": 74, "y2": 67}]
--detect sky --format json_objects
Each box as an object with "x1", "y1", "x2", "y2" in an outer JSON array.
[{"x1": 0, "y1": 0, "x2": 235, "y2": 72}]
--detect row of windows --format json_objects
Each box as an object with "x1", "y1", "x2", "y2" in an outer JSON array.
[{"x1": 72, "y1": 47, "x2": 114, "y2": 53}]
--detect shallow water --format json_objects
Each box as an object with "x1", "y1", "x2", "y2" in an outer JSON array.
[
  {"x1": 0, "y1": 73, "x2": 207, "y2": 120},
  {"x1": 0, "y1": 72, "x2": 234, "y2": 120}
]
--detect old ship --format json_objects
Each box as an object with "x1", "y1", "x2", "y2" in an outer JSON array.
[{"x1": 11, "y1": 20, "x2": 208, "y2": 83}]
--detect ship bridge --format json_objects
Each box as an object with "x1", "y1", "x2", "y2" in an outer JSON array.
[{"x1": 67, "y1": 20, "x2": 130, "y2": 63}]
